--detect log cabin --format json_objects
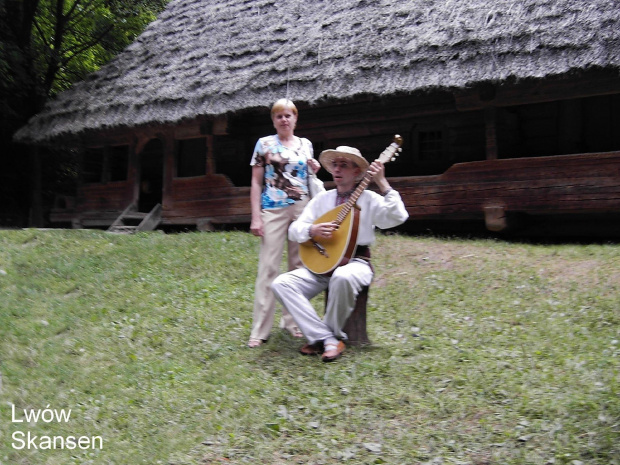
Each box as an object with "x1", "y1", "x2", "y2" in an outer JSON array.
[{"x1": 14, "y1": 0, "x2": 620, "y2": 235}]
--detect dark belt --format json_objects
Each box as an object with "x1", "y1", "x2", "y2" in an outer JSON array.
[
  {"x1": 355, "y1": 245, "x2": 371, "y2": 260},
  {"x1": 354, "y1": 245, "x2": 373, "y2": 272}
]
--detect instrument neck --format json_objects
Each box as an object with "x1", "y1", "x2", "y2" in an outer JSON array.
[{"x1": 334, "y1": 172, "x2": 373, "y2": 225}]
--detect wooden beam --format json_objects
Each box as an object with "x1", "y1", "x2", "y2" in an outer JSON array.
[{"x1": 455, "y1": 72, "x2": 620, "y2": 111}]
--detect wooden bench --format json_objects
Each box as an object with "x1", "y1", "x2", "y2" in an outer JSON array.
[{"x1": 325, "y1": 286, "x2": 370, "y2": 346}]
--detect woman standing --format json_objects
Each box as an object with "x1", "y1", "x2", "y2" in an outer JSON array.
[{"x1": 248, "y1": 99, "x2": 321, "y2": 348}]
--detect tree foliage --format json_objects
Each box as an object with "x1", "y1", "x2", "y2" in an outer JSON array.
[
  {"x1": 0, "y1": 0, "x2": 170, "y2": 226},
  {"x1": 2, "y1": 0, "x2": 169, "y2": 110}
]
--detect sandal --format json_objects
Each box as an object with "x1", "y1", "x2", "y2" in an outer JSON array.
[
  {"x1": 247, "y1": 338, "x2": 264, "y2": 348},
  {"x1": 322, "y1": 341, "x2": 345, "y2": 362},
  {"x1": 299, "y1": 342, "x2": 324, "y2": 356},
  {"x1": 288, "y1": 327, "x2": 304, "y2": 338}
]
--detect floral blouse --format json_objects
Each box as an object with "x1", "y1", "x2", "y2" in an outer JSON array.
[{"x1": 250, "y1": 135, "x2": 314, "y2": 210}]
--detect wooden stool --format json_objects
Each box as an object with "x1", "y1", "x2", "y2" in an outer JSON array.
[{"x1": 325, "y1": 286, "x2": 370, "y2": 346}]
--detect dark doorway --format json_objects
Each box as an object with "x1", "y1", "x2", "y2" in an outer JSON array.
[{"x1": 139, "y1": 139, "x2": 164, "y2": 212}]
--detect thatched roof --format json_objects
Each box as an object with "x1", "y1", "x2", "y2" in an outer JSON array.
[{"x1": 15, "y1": 0, "x2": 620, "y2": 144}]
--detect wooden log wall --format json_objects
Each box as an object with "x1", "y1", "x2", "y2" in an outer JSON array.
[
  {"x1": 76, "y1": 182, "x2": 133, "y2": 213},
  {"x1": 389, "y1": 151, "x2": 620, "y2": 231},
  {"x1": 166, "y1": 174, "x2": 251, "y2": 225}
]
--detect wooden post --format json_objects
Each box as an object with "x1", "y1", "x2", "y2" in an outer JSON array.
[
  {"x1": 484, "y1": 204, "x2": 508, "y2": 232},
  {"x1": 325, "y1": 286, "x2": 370, "y2": 346},
  {"x1": 162, "y1": 132, "x2": 175, "y2": 209},
  {"x1": 206, "y1": 134, "x2": 215, "y2": 175},
  {"x1": 128, "y1": 139, "x2": 140, "y2": 206},
  {"x1": 484, "y1": 107, "x2": 498, "y2": 160}
]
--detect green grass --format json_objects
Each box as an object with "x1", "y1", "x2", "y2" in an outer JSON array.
[{"x1": 0, "y1": 229, "x2": 618, "y2": 465}]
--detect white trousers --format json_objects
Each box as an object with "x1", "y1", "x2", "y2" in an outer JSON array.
[
  {"x1": 250, "y1": 200, "x2": 308, "y2": 341},
  {"x1": 271, "y1": 259, "x2": 373, "y2": 345}
]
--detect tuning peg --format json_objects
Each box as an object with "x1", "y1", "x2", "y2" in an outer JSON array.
[{"x1": 391, "y1": 157, "x2": 396, "y2": 162}]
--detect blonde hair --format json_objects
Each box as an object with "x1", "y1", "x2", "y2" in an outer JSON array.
[{"x1": 271, "y1": 99, "x2": 298, "y2": 117}]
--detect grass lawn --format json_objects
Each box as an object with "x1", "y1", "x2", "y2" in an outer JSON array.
[{"x1": 0, "y1": 229, "x2": 618, "y2": 465}]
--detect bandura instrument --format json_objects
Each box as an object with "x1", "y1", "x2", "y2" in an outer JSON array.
[{"x1": 299, "y1": 135, "x2": 403, "y2": 274}]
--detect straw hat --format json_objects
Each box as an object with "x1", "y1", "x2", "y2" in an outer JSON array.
[{"x1": 318, "y1": 146, "x2": 370, "y2": 180}]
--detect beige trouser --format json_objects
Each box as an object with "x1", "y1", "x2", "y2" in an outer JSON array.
[{"x1": 250, "y1": 199, "x2": 308, "y2": 341}]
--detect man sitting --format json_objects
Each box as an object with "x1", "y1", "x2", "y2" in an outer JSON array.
[{"x1": 271, "y1": 146, "x2": 409, "y2": 362}]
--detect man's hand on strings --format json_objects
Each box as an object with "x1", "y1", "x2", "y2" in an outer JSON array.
[{"x1": 310, "y1": 222, "x2": 338, "y2": 239}]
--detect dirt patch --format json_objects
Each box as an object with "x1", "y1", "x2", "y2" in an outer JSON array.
[{"x1": 373, "y1": 235, "x2": 617, "y2": 290}]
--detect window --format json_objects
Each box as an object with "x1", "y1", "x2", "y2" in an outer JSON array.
[
  {"x1": 410, "y1": 125, "x2": 450, "y2": 175},
  {"x1": 418, "y1": 130, "x2": 444, "y2": 161},
  {"x1": 83, "y1": 146, "x2": 129, "y2": 183},
  {"x1": 176, "y1": 138, "x2": 207, "y2": 177}
]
